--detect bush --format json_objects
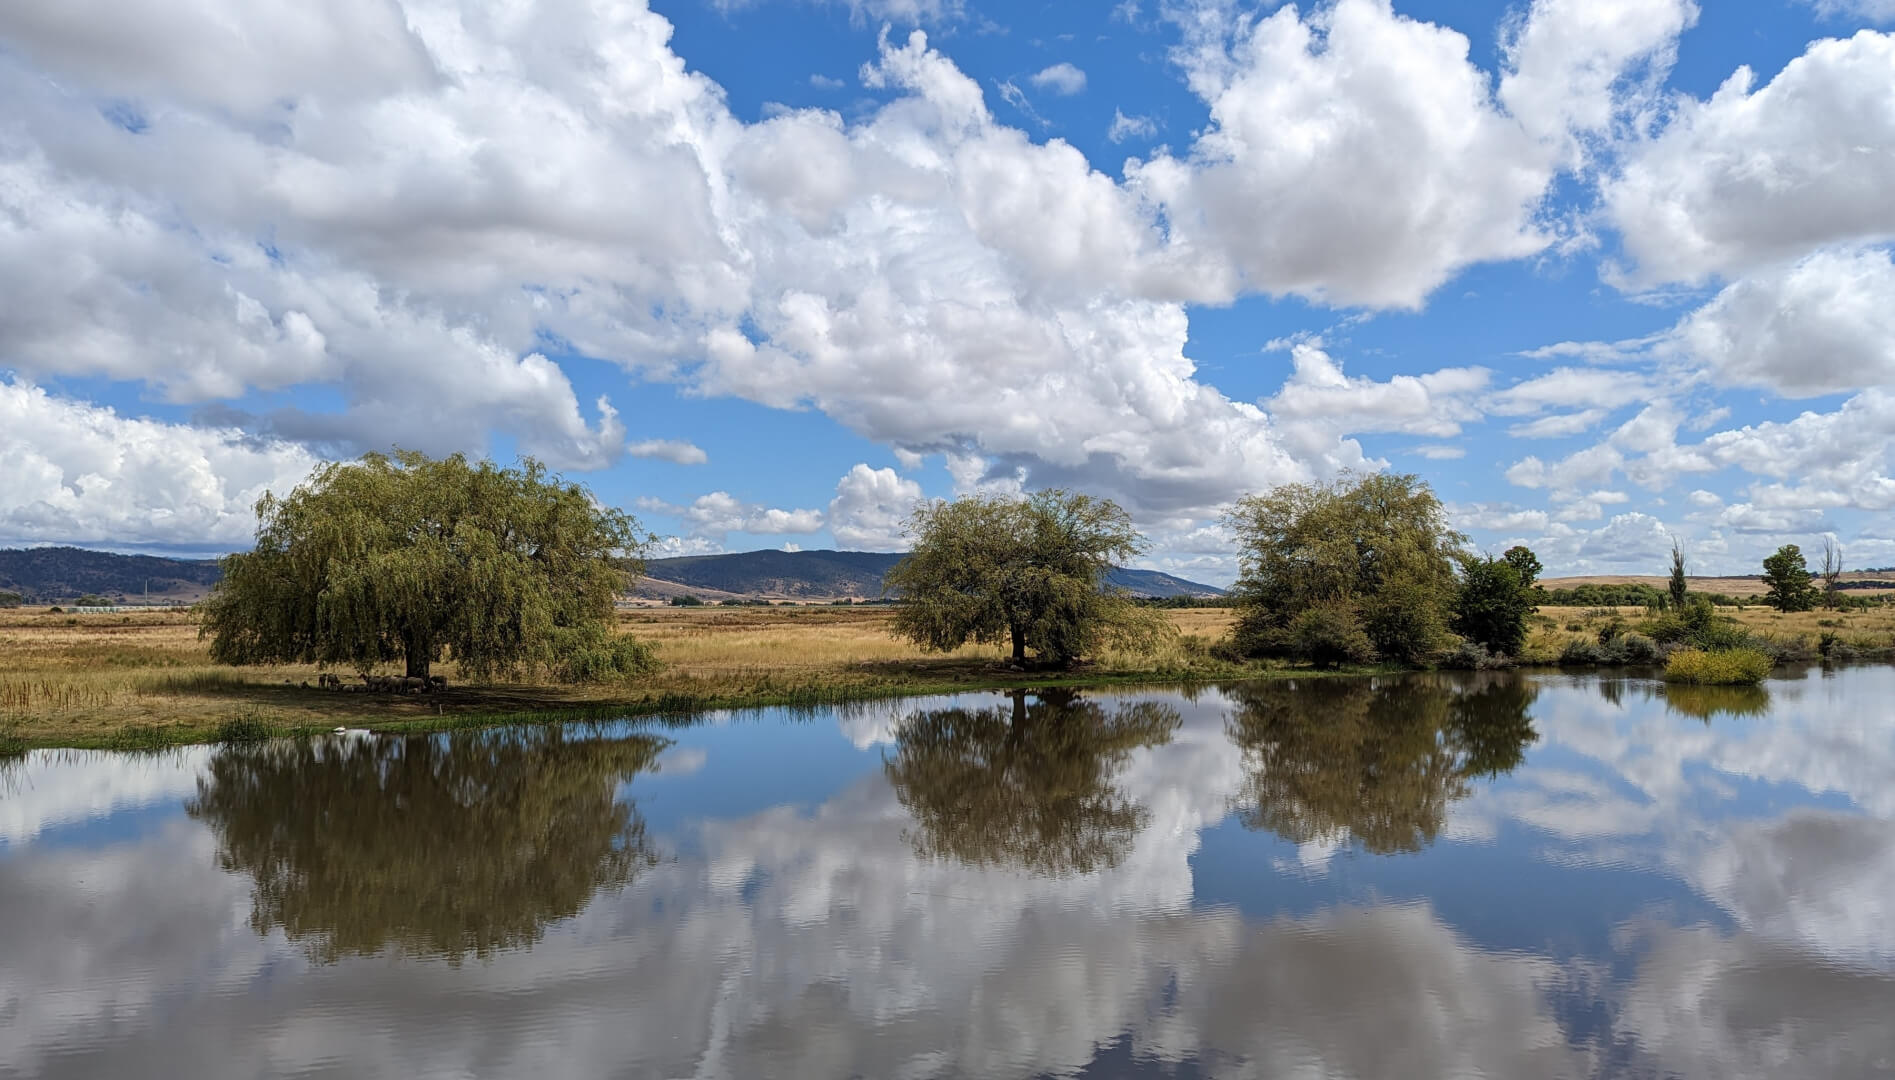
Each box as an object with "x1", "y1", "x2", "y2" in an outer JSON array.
[
  {"x1": 1617, "y1": 633, "x2": 1663, "y2": 665},
  {"x1": 1441, "y1": 641, "x2": 1515, "y2": 670},
  {"x1": 554, "y1": 632, "x2": 660, "y2": 683},
  {"x1": 1559, "y1": 638, "x2": 1609, "y2": 666},
  {"x1": 1288, "y1": 603, "x2": 1377, "y2": 667},
  {"x1": 1596, "y1": 617, "x2": 1627, "y2": 645},
  {"x1": 1664, "y1": 647, "x2": 1774, "y2": 685},
  {"x1": 669, "y1": 595, "x2": 705, "y2": 607}
]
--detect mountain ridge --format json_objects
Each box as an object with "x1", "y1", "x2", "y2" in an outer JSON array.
[{"x1": 0, "y1": 545, "x2": 1226, "y2": 603}]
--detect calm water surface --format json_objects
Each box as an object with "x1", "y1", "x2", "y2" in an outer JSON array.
[{"x1": 4, "y1": 667, "x2": 1894, "y2": 1078}]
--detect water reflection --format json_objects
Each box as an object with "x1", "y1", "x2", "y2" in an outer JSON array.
[
  {"x1": 6, "y1": 669, "x2": 1895, "y2": 1078},
  {"x1": 1226, "y1": 675, "x2": 1537, "y2": 854},
  {"x1": 884, "y1": 689, "x2": 1180, "y2": 874},
  {"x1": 187, "y1": 729, "x2": 664, "y2": 962},
  {"x1": 1661, "y1": 681, "x2": 1772, "y2": 721}
]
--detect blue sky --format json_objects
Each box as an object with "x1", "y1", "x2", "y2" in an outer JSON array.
[{"x1": 1, "y1": 0, "x2": 1892, "y2": 582}]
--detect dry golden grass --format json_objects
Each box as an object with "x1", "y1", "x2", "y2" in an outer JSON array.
[
  {"x1": 0, "y1": 606, "x2": 1246, "y2": 749},
  {"x1": 1524, "y1": 603, "x2": 1895, "y2": 662}
]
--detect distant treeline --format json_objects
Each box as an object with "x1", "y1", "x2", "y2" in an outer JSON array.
[
  {"x1": 1132, "y1": 594, "x2": 1236, "y2": 608},
  {"x1": 1540, "y1": 582, "x2": 1887, "y2": 609}
]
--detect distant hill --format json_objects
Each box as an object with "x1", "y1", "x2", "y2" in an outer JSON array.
[
  {"x1": 1540, "y1": 572, "x2": 1895, "y2": 597},
  {"x1": 0, "y1": 545, "x2": 1225, "y2": 606},
  {"x1": 0, "y1": 547, "x2": 223, "y2": 603},
  {"x1": 639, "y1": 549, "x2": 1224, "y2": 601}
]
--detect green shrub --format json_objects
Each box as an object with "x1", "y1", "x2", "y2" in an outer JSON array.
[
  {"x1": 1288, "y1": 603, "x2": 1376, "y2": 668},
  {"x1": 555, "y1": 632, "x2": 660, "y2": 683},
  {"x1": 1559, "y1": 639, "x2": 1608, "y2": 666},
  {"x1": 1664, "y1": 647, "x2": 1773, "y2": 685},
  {"x1": 1441, "y1": 642, "x2": 1514, "y2": 670},
  {"x1": 1617, "y1": 633, "x2": 1663, "y2": 665}
]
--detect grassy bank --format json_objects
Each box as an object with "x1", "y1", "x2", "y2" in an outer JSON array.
[
  {"x1": 0, "y1": 607, "x2": 1264, "y2": 750},
  {"x1": 7, "y1": 602, "x2": 1892, "y2": 750}
]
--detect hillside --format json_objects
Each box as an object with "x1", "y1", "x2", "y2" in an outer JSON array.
[
  {"x1": 1541, "y1": 572, "x2": 1895, "y2": 597},
  {"x1": 0, "y1": 545, "x2": 1226, "y2": 606},
  {"x1": 638, "y1": 550, "x2": 1225, "y2": 601},
  {"x1": 0, "y1": 547, "x2": 223, "y2": 603}
]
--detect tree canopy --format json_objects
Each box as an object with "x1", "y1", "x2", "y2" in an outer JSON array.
[
  {"x1": 882, "y1": 690, "x2": 1179, "y2": 875},
  {"x1": 885, "y1": 489, "x2": 1160, "y2": 667},
  {"x1": 1451, "y1": 554, "x2": 1536, "y2": 657},
  {"x1": 188, "y1": 729, "x2": 664, "y2": 963},
  {"x1": 1224, "y1": 473, "x2": 1465, "y2": 665},
  {"x1": 1761, "y1": 544, "x2": 1817, "y2": 613},
  {"x1": 202, "y1": 450, "x2": 653, "y2": 680}
]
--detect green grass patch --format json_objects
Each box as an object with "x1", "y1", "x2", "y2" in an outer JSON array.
[
  {"x1": 1664, "y1": 647, "x2": 1774, "y2": 685},
  {"x1": 213, "y1": 713, "x2": 275, "y2": 744},
  {"x1": 103, "y1": 724, "x2": 185, "y2": 751}
]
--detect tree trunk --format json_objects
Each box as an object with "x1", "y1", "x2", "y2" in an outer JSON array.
[
  {"x1": 1010, "y1": 624, "x2": 1027, "y2": 665},
  {"x1": 403, "y1": 628, "x2": 432, "y2": 679}
]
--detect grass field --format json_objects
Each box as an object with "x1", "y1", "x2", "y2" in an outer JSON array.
[
  {"x1": 4, "y1": 602, "x2": 1890, "y2": 750},
  {"x1": 0, "y1": 606, "x2": 1247, "y2": 750}
]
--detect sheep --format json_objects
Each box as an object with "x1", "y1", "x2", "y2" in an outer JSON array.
[{"x1": 428, "y1": 675, "x2": 448, "y2": 692}]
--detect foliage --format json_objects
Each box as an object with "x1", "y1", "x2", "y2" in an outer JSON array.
[
  {"x1": 1224, "y1": 473, "x2": 1463, "y2": 666},
  {"x1": 1559, "y1": 633, "x2": 1662, "y2": 666},
  {"x1": 201, "y1": 450, "x2": 651, "y2": 681},
  {"x1": 886, "y1": 489, "x2": 1152, "y2": 667},
  {"x1": 1224, "y1": 675, "x2": 1536, "y2": 854},
  {"x1": 1287, "y1": 601, "x2": 1377, "y2": 667},
  {"x1": 75, "y1": 594, "x2": 111, "y2": 606},
  {"x1": 188, "y1": 729, "x2": 664, "y2": 963},
  {"x1": 1669, "y1": 539, "x2": 1689, "y2": 609},
  {"x1": 1761, "y1": 544, "x2": 1817, "y2": 613},
  {"x1": 883, "y1": 690, "x2": 1179, "y2": 874},
  {"x1": 1664, "y1": 647, "x2": 1774, "y2": 685},
  {"x1": 0, "y1": 591, "x2": 21, "y2": 608},
  {"x1": 1453, "y1": 555, "x2": 1535, "y2": 657},
  {"x1": 1502, "y1": 546, "x2": 1542, "y2": 590},
  {"x1": 1439, "y1": 642, "x2": 1515, "y2": 670},
  {"x1": 669, "y1": 595, "x2": 705, "y2": 607}
]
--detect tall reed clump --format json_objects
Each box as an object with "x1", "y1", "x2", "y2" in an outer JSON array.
[{"x1": 1664, "y1": 647, "x2": 1774, "y2": 685}]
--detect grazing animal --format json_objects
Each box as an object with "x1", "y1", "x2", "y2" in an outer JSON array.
[
  {"x1": 399, "y1": 676, "x2": 427, "y2": 694},
  {"x1": 429, "y1": 675, "x2": 448, "y2": 692}
]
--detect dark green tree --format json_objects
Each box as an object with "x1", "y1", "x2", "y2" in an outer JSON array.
[
  {"x1": 1668, "y1": 539, "x2": 1689, "y2": 610},
  {"x1": 202, "y1": 450, "x2": 653, "y2": 680},
  {"x1": 1761, "y1": 544, "x2": 1817, "y2": 613},
  {"x1": 1502, "y1": 545, "x2": 1542, "y2": 590},
  {"x1": 1224, "y1": 473, "x2": 1465, "y2": 666},
  {"x1": 883, "y1": 690, "x2": 1179, "y2": 874},
  {"x1": 187, "y1": 729, "x2": 664, "y2": 963},
  {"x1": 1225, "y1": 675, "x2": 1536, "y2": 855},
  {"x1": 885, "y1": 489, "x2": 1161, "y2": 667},
  {"x1": 1452, "y1": 556, "x2": 1534, "y2": 657}
]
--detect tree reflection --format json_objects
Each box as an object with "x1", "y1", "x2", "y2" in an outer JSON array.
[
  {"x1": 188, "y1": 728, "x2": 664, "y2": 964},
  {"x1": 884, "y1": 690, "x2": 1180, "y2": 876},
  {"x1": 1227, "y1": 675, "x2": 1537, "y2": 854},
  {"x1": 1661, "y1": 682, "x2": 1771, "y2": 722}
]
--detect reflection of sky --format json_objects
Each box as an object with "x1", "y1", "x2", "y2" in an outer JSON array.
[{"x1": 2, "y1": 671, "x2": 1893, "y2": 1078}]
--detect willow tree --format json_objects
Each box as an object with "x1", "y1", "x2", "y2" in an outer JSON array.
[
  {"x1": 1224, "y1": 472, "x2": 1465, "y2": 666},
  {"x1": 202, "y1": 450, "x2": 652, "y2": 680},
  {"x1": 885, "y1": 489, "x2": 1161, "y2": 667}
]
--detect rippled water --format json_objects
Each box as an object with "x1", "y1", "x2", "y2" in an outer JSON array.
[{"x1": 4, "y1": 667, "x2": 1893, "y2": 1078}]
